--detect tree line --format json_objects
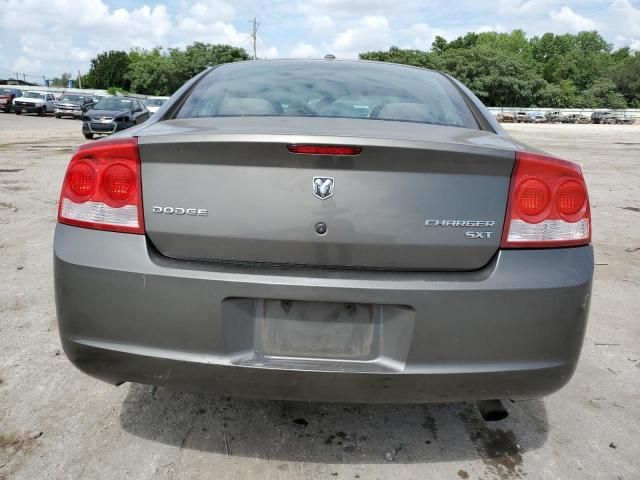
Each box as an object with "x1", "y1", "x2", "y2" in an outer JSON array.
[
  {"x1": 362, "y1": 30, "x2": 639, "y2": 108},
  {"x1": 81, "y1": 43, "x2": 249, "y2": 96},
  {"x1": 79, "y1": 31, "x2": 639, "y2": 108}
]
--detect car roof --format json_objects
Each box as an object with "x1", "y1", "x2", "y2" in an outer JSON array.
[{"x1": 215, "y1": 58, "x2": 442, "y2": 76}]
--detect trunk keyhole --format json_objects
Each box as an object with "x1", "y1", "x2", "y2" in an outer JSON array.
[{"x1": 315, "y1": 222, "x2": 327, "y2": 235}]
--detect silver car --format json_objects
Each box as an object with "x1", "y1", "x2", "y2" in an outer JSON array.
[{"x1": 54, "y1": 60, "x2": 593, "y2": 410}]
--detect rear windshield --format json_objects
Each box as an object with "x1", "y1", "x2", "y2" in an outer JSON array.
[
  {"x1": 176, "y1": 61, "x2": 478, "y2": 129},
  {"x1": 94, "y1": 97, "x2": 132, "y2": 110}
]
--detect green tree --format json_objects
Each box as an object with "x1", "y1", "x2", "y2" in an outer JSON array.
[
  {"x1": 360, "y1": 46, "x2": 437, "y2": 69},
  {"x1": 446, "y1": 32, "x2": 480, "y2": 51},
  {"x1": 539, "y1": 80, "x2": 579, "y2": 108},
  {"x1": 85, "y1": 43, "x2": 249, "y2": 95},
  {"x1": 530, "y1": 31, "x2": 612, "y2": 90},
  {"x1": 360, "y1": 29, "x2": 635, "y2": 108},
  {"x1": 579, "y1": 79, "x2": 628, "y2": 108},
  {"x1": 125, "y1": 48, "x2": 175, "y2": 96},
  {"x1": 437, "y1": 46, "x2": 545, "y2": 107},
  {"x1": 610, "y1": 52, "x2": 640, "y2": 107},
  {"x1": 168, "y1": 43, "x2": 249, "y2": 84},
  {"x1": 123, "y1": 43, "x2": 249, "y2": 95},
  {"x1": 83, "y1": 50, "x2": 131, "y2": 90},
  {"x1": 475, "y1": 30, "x2": 532, "y2": 57},
  {"x1": 431, "y1": 36, "x2": 448, "y2": 55}
]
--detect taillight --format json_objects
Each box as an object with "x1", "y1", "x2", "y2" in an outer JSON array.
[
  {"x1": 57, "y1": 138, "x2": 144, "y2": 234},
  {"x1": 287, "y1": 144, "x2": 362, "y2": 155},
  {"x1": 501, "y1": 151, "x2": 590, "y2": 248}
]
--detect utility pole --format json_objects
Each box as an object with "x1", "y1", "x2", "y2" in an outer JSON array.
[
  {"x1": 78, "y1": 70, "x2": 82, "y2": 89},
  {"x1": 250, "y1": 17, "x2": 258, "y2": 60}
]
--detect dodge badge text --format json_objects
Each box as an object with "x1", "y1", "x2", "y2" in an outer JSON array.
[
  {"x1": 152, "y1": 206, "x2": 208, "y2": 216},
  {"x1": 425, "y1": 219, "x2": 496, "y2": 239},
  {"x1": 424, "y1": 219, "x2": 496, "y2": 227}
]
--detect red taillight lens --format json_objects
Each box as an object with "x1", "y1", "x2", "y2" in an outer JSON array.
[
  {"x1": 501, "y1": 151, "x2": 590, "y2": 248},
  {"x1": 287, "y1": 144, "x2": 362, "y2": 155},
  {"x1": 556, "y1": 179, "x2": 587, "y2": 216},
  {"x1": 58, "y1": 138, "x2": 144, "y2": 234},
  {"x1": 67, "y1": 162, "x2": 96, "y2": 199},
  {"x1": 515, "y1": 178, "x2": 550, "y2": 218},
  {"x1": 102, "y1": 164, "x2": 136, "y2": 205}
]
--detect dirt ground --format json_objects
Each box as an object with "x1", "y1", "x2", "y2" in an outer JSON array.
[{"x1": 0, "y1": 114, "x2": 639, "y2": 480}]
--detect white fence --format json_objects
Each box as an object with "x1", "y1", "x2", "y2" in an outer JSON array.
[
  {"x1": 1, "y1": 84, "x2": 108, "y2": 96},
  {"x1": 0, "y1": 84, "x2": 155, "y2": 100}
]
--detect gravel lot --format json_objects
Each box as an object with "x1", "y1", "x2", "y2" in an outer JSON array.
[{"x1": 0, "y1": 114, "x2": 639, "y2": 480}]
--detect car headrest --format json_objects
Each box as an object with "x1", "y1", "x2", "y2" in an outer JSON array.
[
  {"x1": 218, "y1": 97, "x2": 281, "y2": 115},
  {"x1": 374, "y1": 103, "x2": 434, "y2": 122}
]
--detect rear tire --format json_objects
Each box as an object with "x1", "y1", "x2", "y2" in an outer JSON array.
[
  {"x1": 55, "y1": 114, "x2": 61, "y2": 119},
  {"x1": 15, "y1": 110, "x2": 21, "y2": 115},
  {"x1": 83, "y1": 133, "x2": 93, "y2": 140}
]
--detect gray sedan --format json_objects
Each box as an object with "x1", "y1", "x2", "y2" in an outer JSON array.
[{"x1": 54, "y1": 60, "x2": 592, "y2": 415}]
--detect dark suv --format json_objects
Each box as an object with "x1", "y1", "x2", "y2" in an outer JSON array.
[
  {"x1": 0, "y1": 88, "x2": 22, "y2": 113},
  {"x1": 54, "y1": 94, "x2": 96, "y2": 119}
]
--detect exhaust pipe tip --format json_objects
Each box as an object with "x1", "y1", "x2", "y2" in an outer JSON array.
[{"x1": 477, "y1": 399, "x2": 508, "y2": 422}]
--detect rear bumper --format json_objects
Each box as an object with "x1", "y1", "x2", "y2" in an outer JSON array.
[{"x1": 54, "y1": 224, "x2": 593, "y2": 403}]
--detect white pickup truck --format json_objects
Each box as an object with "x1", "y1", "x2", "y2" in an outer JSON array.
[{"x1": 13, "y1": 91, "x2": 56, "y2": 116}]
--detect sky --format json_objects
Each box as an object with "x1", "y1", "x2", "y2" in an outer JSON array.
[{"x1": 1, "y1": 0, "x2": 639, "y2": 82}]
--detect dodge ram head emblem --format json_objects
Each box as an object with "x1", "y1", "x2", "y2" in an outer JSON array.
[{"x1": 313, "y1": 177, "x2": 334, "y2": 200}]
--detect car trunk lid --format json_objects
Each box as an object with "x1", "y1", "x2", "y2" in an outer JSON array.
[{"x1": 138, "y1": 117, "x2": 516, "y2": 271}]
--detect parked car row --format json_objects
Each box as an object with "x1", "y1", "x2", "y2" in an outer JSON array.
[
  {"x1": 1, "y1": 90, "x2": 101, "y2": 117},
  {"x1": 0, "y1": 89, "x2": 169, "y2": 139},
  {"x1": 496, "y1": 110, "x2": 636, "y2": 125}
]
